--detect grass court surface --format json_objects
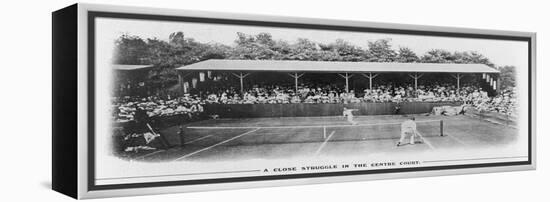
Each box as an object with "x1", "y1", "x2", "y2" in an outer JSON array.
[{"x1": 126, "y1": 114, "x2": 518, "y2": 162}]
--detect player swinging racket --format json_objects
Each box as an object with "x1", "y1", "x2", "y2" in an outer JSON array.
[
  {"x1": 343, "y1": 107, "x2": 359, "y2": 125},
  {"x1": 397, "y1": 117, "x2": 423, "y2": 146}
]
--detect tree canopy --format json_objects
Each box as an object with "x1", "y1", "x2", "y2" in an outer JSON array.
[
  {"x1": 113, "y1": 31, "x2": 512, "y2": 91},
  {"x1": 498, "y1": 66, "x2": 516, "y2": 90}
]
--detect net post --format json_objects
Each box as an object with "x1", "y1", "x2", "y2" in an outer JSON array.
[{"x1": 440, "y1": 120, "x2": 444, "y2": 136}]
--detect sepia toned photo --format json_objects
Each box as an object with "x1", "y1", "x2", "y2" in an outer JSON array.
[{"x1": 89, "y1": 12, "x2": 532, "y2": 188}]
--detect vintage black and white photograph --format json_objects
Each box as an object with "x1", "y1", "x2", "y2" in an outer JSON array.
[{"x1": 91, "y1": 13, "x2": 531, "y2": 187}]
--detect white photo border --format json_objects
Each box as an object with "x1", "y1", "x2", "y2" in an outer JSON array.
[{"x1": 77, "y1": 3, "x2": 535, "y2": 198}]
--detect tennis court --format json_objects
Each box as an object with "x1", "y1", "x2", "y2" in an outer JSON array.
[{"x1": 133, "y1": 114, "x2": 518, "y2": 162}]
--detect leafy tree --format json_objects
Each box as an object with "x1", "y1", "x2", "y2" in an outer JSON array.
[
  {"x1": 229, "y1": 32, "x2": 277, "y2": 60},
  {"x1": 286, "y1": 38, "x2": 320, "y2": 60},
  {"x1": 234, "y1": 32, "x2": 256, "y2": 46},
  {"x1": 144, "y1": 38, "x2": 172, "y2": 65},
  {"x1": 366, "y1": 39, "x2": 397, "y2": 62},
  {"x1": 326, "y1": 39, "x2": 365, "y2": 61},
  {"x1": 449, "y1": 51, "x2": 496, "y2": 68},
  {"x1": 168, "y1": 32, "x2": 186, "y2": 47},
  {"x1": 396, "y1": 47, "x2": 419, "y2": 63},
  {"x1": 499, "y1": 66, "x2": 516, "y2": 89},
  {"x1": 201, "y1": 43, "x2": 231, "y2": 60},
  {"x1": 113, "y1": 34, "x2": 149, "y2": 64},
  {"x1": 271, "y1": 40, "x2": 292, "y2": 59},
  {"x1": 318, "y1": 50, "x2": 343, "y2": 61},
  {"x1": 420, "y1": 49, "x2": 454, "y2": 63},
  {"x1": 467, "y1": 51, "x2": 495, "y2": 68},
  {"x1": 450, "y1": 51, "x2": 473, "y2": 64},
  {"x1": 255, "y1": 32, "x2": 275, "y2": 46}
]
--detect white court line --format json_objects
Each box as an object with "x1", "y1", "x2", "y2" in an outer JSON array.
[
  {"x1": 315, "y1": 131, "x2": 335, "y2": 156},
  {"x1": 172, "y1": 128, "x2": 260, "y2": 162},
  {"x1": 136, "y1": 135, "x2": 214, "y2": 160},
  {"x1": 186, "y1": 135, "x2": 213, "y2": 144},
  {"x1": 445, "y1": 133, "x2": 467, "y2": 146},
  {"x1": 133, "y1": 149, "x2": 165, "y2": 160},
  {"x1": 416, "y1": 132, "x2": 436, "y2": 150},
  {"x1": 188, "y1": 120, "x2": 440, "y2": 130}
]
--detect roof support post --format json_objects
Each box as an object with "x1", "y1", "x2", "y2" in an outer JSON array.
[
  {"x1": 496, "y1": 75, "x2": 501, "y2": 93},
  {"x1": 338, "y1": 73, "x2": 353, "y2": 93},
  {"x1": 361, "y1": 72, "x2": 379, "y2": 90},
  {"x1": 178, "y1": 72, "x2": 192, "y2": 94},
  {"x1": 408, "y1": 72, "x2": 424, "y2": 91},
  {"x1": 489, "y1": 76, "x2": 495, "y2": 90},
  {"x1": 450, "y1": 73, "x2": 464, "y2": 90},
  {"x1": 288, "y1": 72, "x2": 305, "y2": 92},
  {"x1": 232, "y1": 72, "x2": 250, "y2": 96},
  {"x1": 178, "y1": 73, "x2": 182, "y2": 94}
]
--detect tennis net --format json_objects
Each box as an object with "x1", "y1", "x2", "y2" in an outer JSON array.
[{"x1": 182, "y1": 120, "x2": 444, "y2": 147}]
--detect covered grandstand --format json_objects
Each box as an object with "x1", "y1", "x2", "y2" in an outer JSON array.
[
  {"x1": 113, "y1": 64, "x2": 154, "y2": 97},
  {"x1": 175, "y1": 59, "x2": 500, "y2": 95},
  {"x1": 172, "y1": 59, "x2": 503, "y2": 117}
]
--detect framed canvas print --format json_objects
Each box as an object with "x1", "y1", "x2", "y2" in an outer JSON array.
[{"x1": 52, "y1": 3, "x2": 536, "y2": 199}]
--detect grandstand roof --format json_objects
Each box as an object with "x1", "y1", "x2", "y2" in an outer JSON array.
[
  {"x1": 176, "y1": 59, "x2": 499, "y2": 73},
  {"x1": 113, "y1": 64, "x2": 154, "y2": 71}
]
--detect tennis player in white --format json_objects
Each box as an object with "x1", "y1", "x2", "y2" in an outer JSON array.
[
  {"x1": 397, "y1": 117, "x2": 422, "y2": 146},
  {"x1": 343, "y1": 107, "x2": 359, "y2": 125}
]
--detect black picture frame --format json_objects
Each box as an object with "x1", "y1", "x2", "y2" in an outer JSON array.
[{"x1": 52, "y1": 3, "x2": 536, "y2": 199}]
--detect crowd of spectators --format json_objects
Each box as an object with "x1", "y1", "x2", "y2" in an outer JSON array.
[
  {"x1": 201, "y1": 83, "x2": 490, "y2": 104},
  {"x1": 113, "y1": 94, "x2": 204, "y2": 123},
  {"x1": 111, "y1": 82, "x2": 518, "y2": 122},
  {"x1": 469, "y1": 88, "x2": 517, "y2": 116}
]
